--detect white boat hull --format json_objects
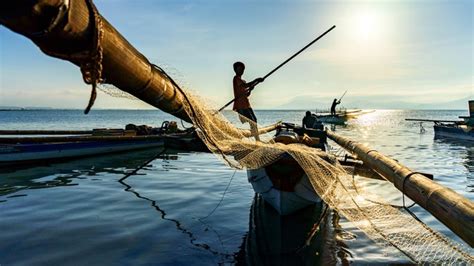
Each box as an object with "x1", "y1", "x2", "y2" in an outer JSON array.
[
  {"x1": 248, "y1": 167, "x2": 321, "y2": 215},
  {"x1": 316, "y1": 115, "x2": 347, "y2": 125}
]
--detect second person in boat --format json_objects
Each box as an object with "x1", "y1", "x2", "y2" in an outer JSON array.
[{"x1": 330, "y1": 98, "x2": 341, "y2": 116}]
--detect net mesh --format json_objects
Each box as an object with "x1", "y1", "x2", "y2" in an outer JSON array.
[{"x1": 176, "y1": 90, "x2": 473, "y2": 264}]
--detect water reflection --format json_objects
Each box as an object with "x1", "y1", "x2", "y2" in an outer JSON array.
[
  {"x1": 0, "y1": 149, "x2": 236, "y2": 263},
  {"x1": 0, "y1": 148, "x2": 372, "y2": 264},
  {"x1": 434, "y1": 136, "x2": 474, "y2": 192},
  {"x1": 117, "y1": 160, "x2": 235, "y2": 262},
  {"x1": 434, "y1": 136, "x2": 474, "y2": 170},
  {"x1": 0, "y1": 149, "x2": 167, "y2": 197},
  {"x1": 236, "y1": 194, "x2": 351, "y2": 265}
]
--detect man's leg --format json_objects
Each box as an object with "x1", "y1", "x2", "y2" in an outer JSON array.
[{"x1": 247, "y1": 108, "x2": 260, "y2": 141}]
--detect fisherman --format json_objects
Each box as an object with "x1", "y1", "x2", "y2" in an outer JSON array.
[
  {"x1": 302, "y1": 111, "x2": 318, "y2": 128},
  {"x1": 330, "y1": 98, "x2": 341, "y2": 116},
  {"x1": 232, "y1": 61, "x2": 264, "y2": 140}
]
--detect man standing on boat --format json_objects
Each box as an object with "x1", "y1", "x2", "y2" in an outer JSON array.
[
  {"x1": 330, "y1": 98, "x2": 341, "y2": 116},
  {"x1": 232, "y1": 61, "x2": 264, "y2": 141}
]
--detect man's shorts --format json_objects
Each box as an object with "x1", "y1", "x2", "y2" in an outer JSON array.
[{"x1": 236, "y1": 108, "x2": 257, "y2": 123}]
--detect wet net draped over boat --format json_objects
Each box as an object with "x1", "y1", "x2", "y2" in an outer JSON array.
[{"x1": 172, "y1": 89, "x2": 473, "y2": 264}]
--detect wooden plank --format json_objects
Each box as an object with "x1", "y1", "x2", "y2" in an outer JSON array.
[
  {"x1": 0, "y1": 130, "x2": 93, "y2": 135},
  {"x1": 0, "y1": 135, "x2": 165, "y2": 144},
  {"x1": 405, "y1": 118, "x2": 459, "y2": 123},
  {"x1": 327, "y1": 130, "x2": 474, "y2": 247}
]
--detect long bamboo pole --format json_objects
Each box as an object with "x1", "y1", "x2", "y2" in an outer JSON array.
[
  {"x1": 217, "y1": 25, "x2": 336, "y2": 112},
  {"x1": 326, "y1": 130, "x2": 474, "y2": 247},
  {"x1": 1, "y1": 0, "x2": 191, "y2": 122}
]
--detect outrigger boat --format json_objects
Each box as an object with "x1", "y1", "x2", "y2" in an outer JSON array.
[
  {"x1": 314, "y1": 113, "x2": 348, "y2": 125},
  {"x1": 406, "y1": 100, "x2": 474, "y2": 141},
  {"x1": 2, "y1": 0, "x2": 472, "y2": 249},
  {"x1": 0, "y1": 123, "x2": 183, "y2": 165},
  {"x1": 248, "y1": 122, "x2": 384, "y2": 215},
  {"x1": 0, "y1": 134, "x2": 164, "y2": 165},
  {"x1": 248, "y1": 124, "x2": 328, "y2": 215}
]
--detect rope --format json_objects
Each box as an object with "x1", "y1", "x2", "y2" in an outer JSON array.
[
  {"x1": 83, "y1": 0, "x2": 104, "y2": 114},
  {"x1": 199, "y1": 170, "x2": 237, "y2": 220},
  {"x1": 401, "y1": 172, "x2": 420, "y2": 210}
]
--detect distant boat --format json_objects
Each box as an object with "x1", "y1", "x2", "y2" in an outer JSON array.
[
  {"x1": 434, "y1": 124, "x2": 473, "y2": 141},
  {"x1": 315, "y1": 114, "x2": 348, "y2": 125},
  {"x1": 406, "y1": 100, "x2": 473, "y2": 141},
  {"x1": 315, "y1": 109, "x2": 370, "y2": 125}
]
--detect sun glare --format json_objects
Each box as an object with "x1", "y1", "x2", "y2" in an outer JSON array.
[{"x1": 353, "y1": 10, "x2": 381, "y2": 42}]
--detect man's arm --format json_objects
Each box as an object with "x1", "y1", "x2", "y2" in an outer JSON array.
[{"x1": 243, "y1": 77, "x2": 264, "y2": 88}]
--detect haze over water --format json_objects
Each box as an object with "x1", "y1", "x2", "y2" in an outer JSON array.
[{"x1": 0, "y1": 109, "x2": 472, "y2": 264}]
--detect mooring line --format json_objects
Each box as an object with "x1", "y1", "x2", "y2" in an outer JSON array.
[
  {"x1": 199, "y1": 169, "x2": 237, "y2": 220},
  {"x1": 117, "y1": 148, "x2": 234, "y2": 262}
]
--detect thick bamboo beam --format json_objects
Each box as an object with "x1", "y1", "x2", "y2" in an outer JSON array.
[
  {"x1": 0, "y1": 0, "x2": 191, "y2": 122},
  {"x1": 326, "y1": 130, "x2": 474, "y2": 247}
]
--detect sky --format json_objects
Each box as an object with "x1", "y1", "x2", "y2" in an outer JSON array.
[{"x1": 1, "y1": 0, "x2": 473, "y2": 110}]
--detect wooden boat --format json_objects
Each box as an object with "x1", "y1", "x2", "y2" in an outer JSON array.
[
  {"x1": 0, "y1": 122, "x2": 191, "y2": 165},
  {"x1": 315, "y1": 109, "x2": 369, "y2": 125},
  {"x1": 163, "y1": 131, "x2": 209, "y2": 152},
  {"x1": 407, "y1": 100, "x2": 474, "y2": 141},
  {"x1": 247, "y1": 123, "x2": 384, "y2": 215},
  {"x1": 0, "y1": 134, "x2": 164, "y2": 165},
  {"x1": 2, "y1": 1, "x2": 472, "y2": 248},
  {"x1": 434, "y1": 123, "x2": 473, "y2": 141},
  {"x1": 248, "y1": 124, "x2": 328, "y2": 215},
  {"x1": 315, "y1": 114, "x2": 348, "y2": 125}
]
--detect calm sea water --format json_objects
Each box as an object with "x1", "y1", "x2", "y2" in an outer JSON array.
[{"x1": 0, "y1": 109, "x2": 472, "y2": 264}]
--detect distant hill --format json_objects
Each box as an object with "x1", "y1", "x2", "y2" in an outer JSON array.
[
  {"x1": 0, "y1": 106, "x2": 54, "y2": 110},
  {"x1": 276, "y1": 96, "x2": 471, "y2": 110}
]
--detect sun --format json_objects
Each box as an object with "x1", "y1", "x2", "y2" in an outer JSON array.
[{"x1": 352, "y1": 9, "x2": 382, "y2": 43}]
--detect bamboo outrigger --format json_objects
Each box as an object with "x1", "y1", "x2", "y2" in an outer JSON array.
[
  {"x1": 2, "y1": 0, "x2": 473, "y2": 248},
  {"x1": 327, "y1": 130, "x2": 474, "y2": 247}
]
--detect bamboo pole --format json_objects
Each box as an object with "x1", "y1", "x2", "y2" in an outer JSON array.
[
  {"x1": 0, "y1": 0, "x2": 191, "y2": 122},
  {"x1": 326, "y1": 130, "x2": 474, "y2": 247}
]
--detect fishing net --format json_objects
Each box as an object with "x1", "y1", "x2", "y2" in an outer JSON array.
[
  {"x1": 91, "y1": 55, "x2": 471, "y2": 262},
  {"x1": 97, "y1": 62, "x2": 189, "y2": 101},
  {"x1": 98, "y1": 84, "x2": 139, "y2": 100},
  {"x1": 175, "y1": 89, "x2": 473, "y2": 264}
]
